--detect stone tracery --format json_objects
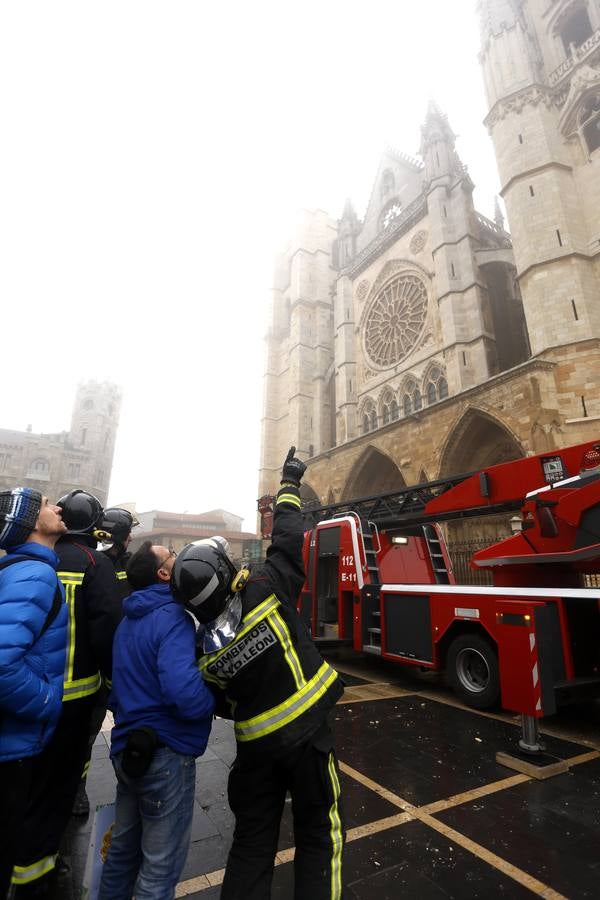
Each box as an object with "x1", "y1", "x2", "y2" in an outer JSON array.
[{"x1": 364, "y1": 274, "x2": 428, "y2": 368}]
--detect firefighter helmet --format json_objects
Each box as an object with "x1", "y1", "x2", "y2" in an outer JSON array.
[
  {"x1": 99, "y1": 507, "x2": 139, "y2": 544},
  {"x1": 170, "y1": 537, "x2": 238, "y2": 624},
  {"x1": 56, "y1": 489, "x2": 103, "y2": 534}
]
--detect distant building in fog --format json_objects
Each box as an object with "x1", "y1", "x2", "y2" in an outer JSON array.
[
  {"x1": 0, "y1": 381, "x2": 121, "y2": 507},
  {"x1": 130, "y1": 508, "x2": 261, "y2": 564}
]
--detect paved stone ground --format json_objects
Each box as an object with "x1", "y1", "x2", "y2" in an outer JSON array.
[{"x1": 62, "y1": 655, "x2": 600, "y2": 899}]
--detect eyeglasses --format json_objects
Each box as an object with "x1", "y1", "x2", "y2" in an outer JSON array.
[{"x1": 157, "y1": 549, "x2": 177, "y2": 571}]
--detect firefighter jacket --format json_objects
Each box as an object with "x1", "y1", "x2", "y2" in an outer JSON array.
[
  {"x1": 56, "y1": 534, "x2": 123, "y2": 704},
  {"x1": 200, "y1": 484, "x2": 343, "y2": 758},
  {"x1": 103, "y1": 546, "x2": 132, "y2": 601}
]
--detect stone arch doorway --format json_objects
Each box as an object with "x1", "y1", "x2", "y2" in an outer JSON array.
[
  {"x1": 439, "y1": 408, "x2": 525, "y2": 477},
  {"x1": 300, "y1": 482, "x2": 320, "y2": 504},
  {"x1": 438, "y1": 409, "x2": 526, "y2": 560},
  {"x1": 342, "y1": 445, "x2": 406, "y2": 500}
]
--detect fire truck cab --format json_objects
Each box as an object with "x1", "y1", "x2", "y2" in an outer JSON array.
[{"x1": 260, "y1": 440, "x2": 600, "y2": 719}]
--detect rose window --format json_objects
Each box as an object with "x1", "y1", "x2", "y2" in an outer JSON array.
[{"x1": 364, "y1": 274, "x2": 428, "y2": 367}]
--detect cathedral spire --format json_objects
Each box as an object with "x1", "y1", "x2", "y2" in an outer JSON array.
[
  {"x1": 419, "y1": 102, "x2": 462, "y2": 182},
  {"x1": 494, "y1": 196, "x2": 505, "y2": 231},
  {"x1": 338, "y1": 198, "x2": 360, "y2": 265},
  {"x1": 340, "y1": 198, "x2": 358, "y2": 228}
]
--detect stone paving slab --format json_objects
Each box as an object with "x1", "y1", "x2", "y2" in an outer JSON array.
[{"x1": 65, "y1": 667, "x2": 600, "y2": 899}]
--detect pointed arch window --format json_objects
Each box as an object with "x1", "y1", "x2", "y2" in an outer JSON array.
[
  {"x1": 370, "y1": 409, "x2": 377, "y2": 431},
  {"x1": 362, "y1": 414, "x2": 370, "y2": 435},
  {"x1": 380, "y1": 169, "x2": 395, "y2": 198},
  {"x1": 559, "y1": 6, "x2": 593, "y2": 56},
  {"x1": 425, "y1": 366, "x2": 449, "y2": 405},
  {"x1": 390, "y1": 398, "x2": 399, "y2": 421},
  {"x1": 401, "y1": 379, "x2": 421, "y2": 416},
  {"x1": 380, "y1": 390, "x2": 396, "y2": 426},
  {"x1": 580, "y1": 92, "x2": 600, "y2": 155}
]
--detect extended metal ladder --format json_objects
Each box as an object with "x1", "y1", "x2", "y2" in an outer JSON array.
[
  {"x1": 301, "y1": 472, "x2": 475, "y2": 530},
  {"x1": 423, "y1": 524, "x2": 451, "y2": 585},
  {"x1": 360, "y1": 519, "x2": 382, "y2": 655}
]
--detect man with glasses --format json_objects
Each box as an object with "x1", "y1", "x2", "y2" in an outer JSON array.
[{"x1": 98, "y1": 542, "x2": 215, "y2": 900}]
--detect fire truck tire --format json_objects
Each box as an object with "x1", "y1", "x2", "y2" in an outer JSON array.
[{"x1": 447, "y1": 634, "x2": 500, "y2": 709}]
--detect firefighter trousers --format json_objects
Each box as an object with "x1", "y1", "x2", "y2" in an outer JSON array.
[
  {"x1": 12, "y1": 696, "x2": 96, "y2": 897},
  {"x1": 0, "y1": 757, "x2": 34, "y2": 897},
  {"x1": 221, "y1": 724, "x2": 344, "y2": 900}
]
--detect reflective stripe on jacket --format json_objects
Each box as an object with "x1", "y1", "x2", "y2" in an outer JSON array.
[
  {"x1": 200, "y1": 485, "x2": 343, "y2": 757},
  {"x1": 56, "y1": 535, "x2": 123, "y2": 702}
]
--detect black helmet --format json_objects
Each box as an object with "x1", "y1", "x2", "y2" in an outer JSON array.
[
  {"x1": 99, "y1": 508, "x2": 139, "y2": 544},
  {"x1": 171, "y1": 538, "x2": 237, "y2": 624},
  {"x1": 57, "y1": 489, "x2": 103, "y2": 534}
]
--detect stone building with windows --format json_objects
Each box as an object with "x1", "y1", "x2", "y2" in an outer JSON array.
[
  {"x1": 259, "y1": 0, "x2": 600, "y2": 544},
  {"x1": 129, "y1": 508, "x2": 262, "y2": 565},
  {"x1": 0, "y1": 381, "x2": 121, "y2": 507}
]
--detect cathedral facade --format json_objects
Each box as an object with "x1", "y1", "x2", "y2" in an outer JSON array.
[
  {"x1": 0, "y1": 381, "x2": 121, "y2": 507},
  {"x1": 259, "y1": 0, "x2": 600, "y2": 527}
]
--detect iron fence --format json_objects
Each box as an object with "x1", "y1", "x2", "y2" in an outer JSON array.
[
  {"x1": 447, "y1": 538, "x2": 498, "y2": 586},
  {"x1": 448, "y1": 540, "x2": 600, "y2": 589}
]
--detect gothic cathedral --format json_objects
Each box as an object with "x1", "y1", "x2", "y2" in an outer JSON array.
[{"x1": 259, "y1": 0, "x2": 600, "y2": 526}]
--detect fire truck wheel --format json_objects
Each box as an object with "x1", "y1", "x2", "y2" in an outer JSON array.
[{"x1": 447, "y1": 634, "x2": 500, "y2": 709}]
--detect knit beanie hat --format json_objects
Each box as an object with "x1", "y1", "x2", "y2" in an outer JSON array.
[{"x1": 0, "y1": 487, "x2": 43, "y2": 550}]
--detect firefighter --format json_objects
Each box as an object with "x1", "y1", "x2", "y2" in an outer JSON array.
[
  {"x1": 100, "y1": 507, "x2": 139, "y2": 595},
  {"x1": 13, "y1": 490, "x2": 122, "y2": 899},
  {"x1": 71, "y1": 507, "x2": 139, "y2": 817},
  {"x1": 171, "y1": 447, "x2": 345, "y2": 900}
]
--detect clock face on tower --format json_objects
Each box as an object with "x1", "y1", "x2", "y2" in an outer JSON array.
[{"x1": 364, "y1": 273, "x2": 428, "y2": 368}]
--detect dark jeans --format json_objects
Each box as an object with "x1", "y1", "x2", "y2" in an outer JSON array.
[
  {"x1": 221, "y1": 725, "x2": 344, "y2": 900},
  {"x1": 0, "y1": 757, "x2": 34, "y2": 897},
  {"x1": 98, "y1": 747, "x2": 196, "y2": 900}
]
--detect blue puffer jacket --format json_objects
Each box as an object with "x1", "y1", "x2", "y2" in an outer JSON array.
[
  {"x1": 0, "y1": 542, "x2": 67, "y2": 762},
  {"x1": 110, "y1": 583, "x2": 215, "y2": 757}
]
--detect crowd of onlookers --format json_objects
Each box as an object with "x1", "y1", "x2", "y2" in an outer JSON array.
[{"x1": 0, "y1": 448, "x2": 345, "y2": 900}]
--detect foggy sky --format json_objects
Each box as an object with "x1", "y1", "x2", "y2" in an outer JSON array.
[{"x1": 0, "y1": 0, "x2": 500, "y2": 531}]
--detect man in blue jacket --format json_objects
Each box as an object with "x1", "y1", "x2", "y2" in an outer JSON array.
[
  {"x1": 99, "y1": 541, "x2": 215, "y2": 900},
  {"x1": 0, "y1": 488, "x2": 68, "y2": 898}
]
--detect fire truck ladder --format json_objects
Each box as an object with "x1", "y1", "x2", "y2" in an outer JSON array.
[
  {"x1": 423, "y1": 524, "x2": 451, "y2": 585},
  {"x1": 360, "y1": 517, "x2": 382, "y2": 653},
  {"x1": 301, "y1": 471, "x2": 479, "y2": 531}
]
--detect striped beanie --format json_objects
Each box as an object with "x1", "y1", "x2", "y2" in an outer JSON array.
[{"x1": 0, "y1": 487, "x2": 43, "y2": 549}]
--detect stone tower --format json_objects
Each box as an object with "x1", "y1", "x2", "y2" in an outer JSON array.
[
  {"x1": 259, "y1": 210, "x2": 338, "y2": 494},
  {"x1": 68, "y1": 381, "x2": 122, "y2": 504},
  {"x1": 479, "y1": 0, "x2": 600, "y2": 418},
  {"x1": 419, "y1": 102, "x2": 504, "y2": 393},
  {"x1": 0, "y1": 380, "x2": 121, "y2": 507}
]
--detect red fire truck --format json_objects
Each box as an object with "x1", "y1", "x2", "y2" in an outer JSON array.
[{"x1": 258, "y1": 440, "x2": 600, "y2": 728}]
